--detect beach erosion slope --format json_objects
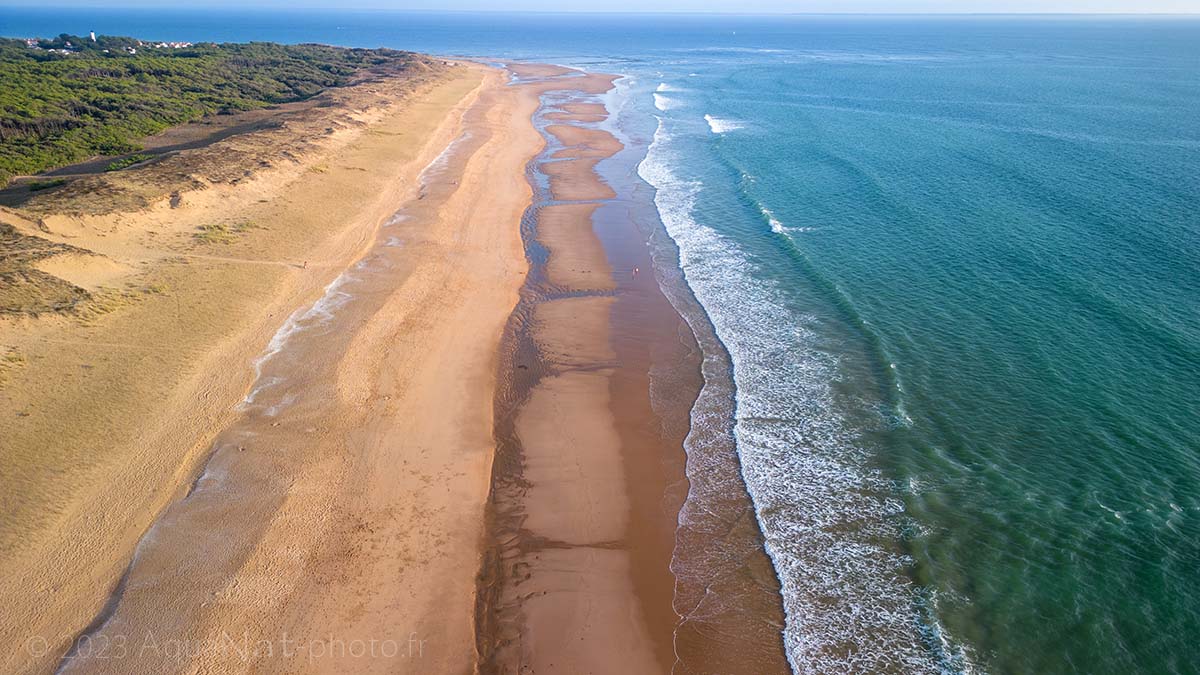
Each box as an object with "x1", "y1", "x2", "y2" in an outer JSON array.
[{"x1": 0, "y1": 59, "x2": 537, "y2": 673}]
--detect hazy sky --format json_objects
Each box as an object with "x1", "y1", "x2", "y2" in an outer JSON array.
[{"x1": 2, "y1": 0, "x2": 1196, "y2": 11}]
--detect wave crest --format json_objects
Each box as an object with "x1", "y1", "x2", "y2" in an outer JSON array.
[
  {"x1": 638, "y1": 116, "x2": 974, "y2": 674},
  {"x1": 705, "y1": 114, "x2": 744, "y2": 134}
]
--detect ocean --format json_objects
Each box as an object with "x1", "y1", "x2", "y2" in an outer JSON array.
[{"x1": 4, "y1": 9, "x2": 1198, "y2": 673}]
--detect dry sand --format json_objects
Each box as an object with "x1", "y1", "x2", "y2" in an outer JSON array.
[
  {"x1": 48, "y1": 66, "x2": 537, "y2": 675},
  {"x1": 217, "y1": 68, "x2": 545, "y2": 675},
  {"x1": 0, "y1": 60, "x2": 533, "y2": 674}
]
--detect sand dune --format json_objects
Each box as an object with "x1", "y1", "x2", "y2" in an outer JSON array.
[{"x1": 0, "y1": 60, "x2": 493, "y2": 674}]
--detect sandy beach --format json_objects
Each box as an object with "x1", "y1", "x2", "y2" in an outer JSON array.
[
  {"x1": 476, "y1": 64, "x2": 791, "y2": 675},
  {"x1": 3, "y1": 57, "x2": 787, "y2": 674},
  {"x1": 3, "y1": 9, "x2": 1187, "y2": 674},
  {"x1": 0, "y1": 57, "x2": 524, "y2": 673},
  {"x1": 475, "y1": 65, "x2": 674, "y2": 674}
]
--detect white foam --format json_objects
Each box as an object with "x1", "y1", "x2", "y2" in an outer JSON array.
[
  {"x1": 263, "y1": 393, "x2": 297, "y2": 418},
  {"x1": 238, "y1": 124, "x2": 476, "y2": 414},
  {"x1": 791, "y1": 50, "x2": 946, "y2": 63},
  {"x1": 241, "y1": 376, "x2": 282, "y2": 407},
  {"x1": 242, "y1": 271, "x2": 356, "y2": 408},
  {"x1": 680, "y1": 46, "x2": 790, "y2": 54},
  {"x1": 653, "y1": 92, "x2": 680, "y2": 112},
  {"x1": 760, "y1": 205, "x2": 785, "y2": 233},
  {"x1": 599, "y1": 78, "x2": 629, "y2": 138},
  {"x1": 418, "y1": 130, "x2": 471, "y2": 186},
  {"x1": 704, "y1": 114, "x2": 744, "y2": 134},
  {"x1": 639, "y1": 117, "x2": 974, "y2": 674}
]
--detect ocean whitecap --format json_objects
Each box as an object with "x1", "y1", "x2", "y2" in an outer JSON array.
[{"x1": 704, "y1": 114, "x2": 744, "y2": 134}]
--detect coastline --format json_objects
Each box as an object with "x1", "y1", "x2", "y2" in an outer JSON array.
[
  {"x1": 476, "y1": 64, "x2": 674, "y2": 673},
  {"x1": 475, "y1": 64, "x2": 791, "y2": 674},
  {"x1": 4, "y1": 57, "x2": 793, "y2": 674},
  {"x1": 2, "y1": 13, "x2": 1191, "y2": 673}
]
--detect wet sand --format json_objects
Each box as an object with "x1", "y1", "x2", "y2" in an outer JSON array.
[
  {"x1": 477, "y1": 65, "x2": 793, "y2": 675},
  {"x1": 544, "y1": 102, "x2": 609, "y2": 124},
  {"x1": 476, "y1": 65, "x2": 672, "y2": 674}
]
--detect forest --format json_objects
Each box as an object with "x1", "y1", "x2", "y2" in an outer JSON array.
[{"x1": 0, "y1": 35, "x2": 419, "y2": 185}]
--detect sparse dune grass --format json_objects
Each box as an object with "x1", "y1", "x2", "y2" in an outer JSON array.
[{"x1": 193, "y1": 221, "x2": 259, "y2": 245}]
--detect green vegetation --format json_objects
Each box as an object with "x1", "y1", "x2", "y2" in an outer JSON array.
[
  {"x1": 0, "y1": 34, "x2": 419, "y2": 185},
  {"x1": 0, "y1": 222, "x2": 89, "y2": 315},
  {"x1": 194, "y1": 221, "x2": 258, "y2": 244},
  {"x1": 103, "y1": 153, "x2": 153, "y2": 171},
  {"x1": 27, "y1": 178, "x2": 67, "y2": 191}
]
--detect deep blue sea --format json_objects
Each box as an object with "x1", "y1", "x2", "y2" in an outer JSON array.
[{"x1": 4, "y1": 8, "x2": 1198, "y2": 673}]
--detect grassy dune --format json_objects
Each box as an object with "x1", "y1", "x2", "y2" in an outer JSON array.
[{"x1": 0, "y1": 35, "x2": 421, "y2": 185}]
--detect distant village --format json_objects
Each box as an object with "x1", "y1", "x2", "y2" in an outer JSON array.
[{"x1": 21, "y1": 32, "x2": 193, "y2": 56}]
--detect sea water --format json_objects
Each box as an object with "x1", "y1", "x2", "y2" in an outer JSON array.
[{"x1": 5, "y1": 10, "x2": 1198, "y2": 673}]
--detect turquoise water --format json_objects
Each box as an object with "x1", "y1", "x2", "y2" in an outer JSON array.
[
  {"x1": 643, "y1": 21, "x2": 1195, "y2": 667},
  {"x1": 4, "y1": 9, "x2": 1198, "y2": 673},
  {"x1": 635, "y1": 22, "x2": 1200, "y2": 672}
]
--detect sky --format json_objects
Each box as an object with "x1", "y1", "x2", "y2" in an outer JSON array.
[{"x1": 1, "y1": 0, "x2": 1196, "y2": 11}]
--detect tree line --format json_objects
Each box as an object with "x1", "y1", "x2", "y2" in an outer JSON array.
[{"x1": 0, "y1": 35, "x2": 420, "y2": 186}]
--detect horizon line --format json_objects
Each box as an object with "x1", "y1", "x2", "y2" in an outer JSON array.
[
  {"x1": 2, "y1": 6, "x2": 1200, "y2": 15},
  {"x1": 3, "y1": 4, "x2": 1200, "y2": 16}
]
